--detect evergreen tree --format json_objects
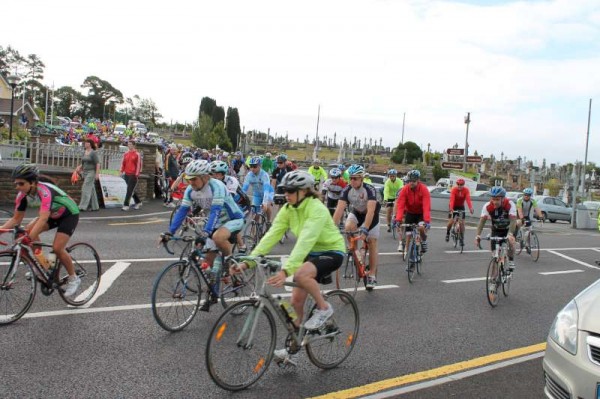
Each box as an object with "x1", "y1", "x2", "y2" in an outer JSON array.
[
  {"x1": 199, "y1": 97, "x2": 217, "y2": 119},
  {"x1": 225, "y1": 107, "x2": 241, "y2": 150}
]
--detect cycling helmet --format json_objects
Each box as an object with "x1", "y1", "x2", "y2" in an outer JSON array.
[
  {"x1": 169, "y1": 143, "x2": 178, "y2": 151},
  {"x1": 347, "y1": 164, "x2": 365, "y2": 177},
  {"x1": 265, "y1": 152, "x2": 271, "y2": 157},
  {"x1": 329, "y1": 168, "x2": 342, "y2": 178},
  {"x1": 278, "y1": 170, "x2": 315, "y2": 190},
  {"x1": 184, "y1": 160, "x2": 210, "y2": 177},
  {"x1": 489, "y1": 186, "x2": 506, "y2": 197},
  {"x1": 276, "y1": 154, "x2": 288, "y2": 163},
  {"x1": 12, "y1": 163, "x2": 39, "y2": 181},
  {"x1": 314, "y1": 159, "x2": 321, "y2": 164},
  {"x1": 179, "y1": 152, "x2": 193, "y2": 165},
  {"x1": 456, "y1": 178, "x2": 465, "y2": 185},
  {"x1": 234, "y1": 151, "x2": 242, "y2": 157},
  {"x1": 523, "y1": 188, "x2": 534, "y2": 195},
  {"x1": 249, "y1": 156, "x2": 262, "y2": 166},
  {"x1": 210, "y1": 160, "x2": 229, "y2": 174},
  {"x1": 387, "y1": 169, "x2": 397, "y2": 175},
  {"x1": 338, "y1": 164, "x2": 346, "y2": 170},
  {"x1": 407, "y1": 170, "x2": 421, "y2": 181}
]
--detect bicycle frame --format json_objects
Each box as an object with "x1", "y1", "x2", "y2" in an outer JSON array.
[{"x1": 344, "y1": 231, "x2": 368, "y2": 279}]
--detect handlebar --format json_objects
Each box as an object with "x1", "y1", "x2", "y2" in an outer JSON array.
[{"x1": 160, "y1": 233, "x2": 195, "y2": 255}]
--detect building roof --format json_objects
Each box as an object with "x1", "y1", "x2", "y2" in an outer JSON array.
[{"x1": 0, "y1": 98, "x2": 40, "y2": 120}]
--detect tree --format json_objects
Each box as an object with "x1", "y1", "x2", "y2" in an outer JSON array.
[
  {"x1": 546, "y1": 178, "x2": 561, "y2": 197},
  {"x1": 212, "y1": 121, "x2": 232, "y2": 151},
  {"x1": 226, "y1": 107, "x2": 241, "y2": 150},
  {"x1": 433, "y1": 163, "x2": 449, "y2": 182},
  {"x1": 54, "y1": 86, "x2": 82, "y2": 118},
  {"x1": 80, "y1": 76, "x2": 124, "y2": 119},
  {"x1": 212, "y1": 106, "x2": 225, "y2": 126},
  {"x1": 192, "y1": 114, "x2": 214, "y2": 149},
  {"x1": 199, "y1": 97, "x2": 217, "y2": 120},
  {"x1": 136, "y1": 97, "x2": 162, "y2": 126},
  {"x1": 391, "y1": 141, "x2": 422, "y2": 164}
]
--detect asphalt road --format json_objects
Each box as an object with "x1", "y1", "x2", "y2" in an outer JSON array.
[{"x1": 1, "y1": 202, "x2": 599, "y2": 398}]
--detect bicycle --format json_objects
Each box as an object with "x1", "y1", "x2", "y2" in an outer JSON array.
[
  {"x1": 479, "y1": 235, "x2": 512, "y2": 307},
  {"x1": 151, "y1": 234, "x2": 256, "y2": 332},
  {"x1": 0, "y1": 226, "x2": 101, "y2": 325},
  {"x1": 242, "y1": 206, "x2": 269, "y2": 251},
  {"x1": 166, "y1": 207, "x2": 207, "y2": 258},
  {"x1": 515, "y1": 219, "x2": 541, "y2": 262},
  {"x1": 336, "y1": 231, "x2": 371, "y2": 296},
  {"x1": 402, "y1": 223, "x2": 424, "y2": 283},
  {"x1": 205, "y1": 255, "x2": 359, "y2": 391},
  {"x1": 450, "y1": 210, "x2": 466, "y2": 253}
]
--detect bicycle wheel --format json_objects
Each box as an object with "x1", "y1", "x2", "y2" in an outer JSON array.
[
  {"x1": 486, "y1": 259, "x2": 500, "y2": 307},
  {"x1": 306, "y1": 290, "x2": 359, "y2": 369},
  {"x1": 392, "y1": 223, "x2": 397, "y2": 240},
  {"x1": 361, "y1": 246, "x2": 371, "y2": 291},
  {"x1": 416, "y1": 244, "x2": 423, "y2": 276},
  {"x1": 220, "y1": 268, "x2": 256, "y2": 310},
  {"x1": 242, "y1": 221, "x2": 259, "y2": 251},
  {"x1": 501, "y1": 265, "x2": 511, "y2": 297},
  {"x1": 406, "y1": 238, "x2": 417, "y2": 283},
  {"x1": 206, "y1": 300, "x2": 276, "y2": 391},
  {"x1": 529, "y1": 232, "x2": 540, "y2": 262},
  {"x1": 58, "y1": 243, "x2": 102, "y2": 306},
  {"x1": 515, "y1": 230, "x2": 524, "y2": 255},
  {"x1": 458, "y1": 229, "x2": 464, "y2": 254},
  {"x1": 452, "y1": 226, "x2": 458, "y2": 248},
  {"x1": 151, "y1": 261, "x2": 202, "y2": 332},
  {"x1": 0, "y1": 251, "x2": 36, "y2": 325},
  {"x1": 336, "y1": 254, "x2": 358, "y2": 296}
]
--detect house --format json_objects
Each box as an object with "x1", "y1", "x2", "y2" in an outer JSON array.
[{"x1": 0, "y1": 73, "x2": 40, "y2": 129}]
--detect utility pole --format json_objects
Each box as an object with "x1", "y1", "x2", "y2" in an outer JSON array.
[
  {"x1": 463, "y1": 112, "x2": 471, "y2": 173},
  {"x1": 401, "y1": 112, "x2": 406, "y2": 144}
]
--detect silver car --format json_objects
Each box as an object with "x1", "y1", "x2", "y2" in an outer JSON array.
[
  {"x1": 543, "y1": 277, "x2": 600, "y2": 398},
  {"x1": 534, "y1": 196, "x2": 572, "y2": 223}
]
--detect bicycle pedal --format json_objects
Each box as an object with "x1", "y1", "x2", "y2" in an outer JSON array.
[{"x1": 199, "y1": 300, "x2": 211, "y2": 312}]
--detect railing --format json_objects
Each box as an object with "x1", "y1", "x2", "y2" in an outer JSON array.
[{"x1": 0, "y1": 140, "x2": 131, "y2": 171}]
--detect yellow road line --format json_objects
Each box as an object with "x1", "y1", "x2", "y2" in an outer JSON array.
[
  {"x1": 308, "y1": 342, "x2": 546, "y2": 399},
  {"x1": 109, "y1": 219, "x2": 165, "y2": 226}
]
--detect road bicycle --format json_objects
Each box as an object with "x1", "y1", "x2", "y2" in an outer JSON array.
[
  {"x1": 242, "y1": 206, "x2": 269, "y2": 251},
  {"x1": 402, "y1": 223, "x2": 424, "y2": 283},
  {"x1": 0, "y1": 226, "x2": 101, "y2": 325},
  {"x1": 205, "y1": 255, "x2": 359, "y2": 391},
  {"x1": 165, "y1": 207, "x2": 207, "y2": 258},
  {"x1": 336, "y1": 231, "x2": 371, "y2": 296},
  {"x1": 450, "y1": 210, "x2": 466, "y2": 253},
  {"x1": 151, "y1": 234, "x2": 256, "y2": 332},
  {"x1": 515, "y1": 219, "x2": 541, "y2": 262},
  {"x1": 479, "y1": 235, "x2": 512, "y2": 307}
]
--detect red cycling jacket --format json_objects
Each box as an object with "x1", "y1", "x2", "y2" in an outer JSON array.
[
  {"x1": 449, "y1": 186, "x2": 473, "y2": 210},
  {"x1": 395, "y1": 182, "x2": 431, "y2": 223}
]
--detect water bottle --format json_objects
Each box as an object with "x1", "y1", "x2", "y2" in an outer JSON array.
[
  {"x1": 33, "y1": 247, "x2": 49, "y2": 269},
  {"x1": 278, "y1": 296, "x2": 297, "y2": 323}
]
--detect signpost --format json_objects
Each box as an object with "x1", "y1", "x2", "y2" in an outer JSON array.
[
  {"x1": 441, "y1": 162, "x2": 464, "y2": 170},
  {"x1": 446, "y1": 148, "x2": 464, "y2": 156},
  {"x1": 466, "y1": 155, "x2": 483, "y2": 163}
]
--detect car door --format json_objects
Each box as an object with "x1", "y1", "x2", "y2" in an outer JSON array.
[
  {"x1": 552, "y1": 198, "x2": 570, "y2": 221},
  {"x1": 543, "y1": 197, "x2": 556, "y2": 219}
]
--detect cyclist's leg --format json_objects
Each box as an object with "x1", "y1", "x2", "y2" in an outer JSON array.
[
  {"x1": 446, "y1": 211, "x2": 453, "y2": 239},
  {"x1": 49, "y1": 215, "x2": 78, "y2": 276},
  {"x1": 344, "y1": 212, "x2": 359, "y2": 233},
  {"x1": 367, "y1": 233, "x2": 379, "y2": 278},
  {"x1": 386, "y1": 201, "x2": 393, "y2": 231}
]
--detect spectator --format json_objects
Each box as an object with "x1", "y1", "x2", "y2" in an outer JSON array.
[
  {"x1": 120, "y1": 140, "x2": 142, "y2": 211},
  {"x1": 76, "y1": 139, "x2": 100, "y2": 211}
]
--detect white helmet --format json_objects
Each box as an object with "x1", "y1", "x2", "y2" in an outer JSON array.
[
  {"x1": 184, "y1": 160, "x2": 210, "y2": 177},
  {"x1": 278, "y1": 170, "x2": 315, "y2": 190}
]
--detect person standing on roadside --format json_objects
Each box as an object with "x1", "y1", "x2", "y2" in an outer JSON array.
[
  {"x1": 120, "y1": 140, "x2": 142, "y2": 211},
  {"x1": 76, "y1": 139, "x2": 100, "y2": 212}
]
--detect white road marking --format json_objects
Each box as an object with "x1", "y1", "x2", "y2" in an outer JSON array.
[
  {"x1": 539, "y1": 270, "x2": 584, "y2": 275},
  {"x1": 445, "y1": 247, "x2": 600, "y2": 254},
  {"x1": 71, "y1": 261, "x2": 131, "y2": 308},
  {"x1": 546, "y1": 250, "x2": 600, "y2": 270},
  {"x1": 442, "y1": 277, "x2": 486, "y2": 283}
]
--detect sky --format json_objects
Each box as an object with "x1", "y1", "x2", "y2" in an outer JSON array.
[{"x1": 2, "y1": 0, "x2": 600, "y2": 165}]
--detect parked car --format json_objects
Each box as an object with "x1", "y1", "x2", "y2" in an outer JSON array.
[
  {"x1": 134, "y1": 124, "x2": 148, "y2": 134},
  {"x1": 543, "y1": 277, "x2": 600, "y2": 398},
  {"x1": 506, "y1": 191, "x2": 524, "y2": 202},
  {"x1": 534, "y1": 196, "x2": 572, "y2": 223},
  {"x1": 428, "y1": 186, "x2": 450, "y2": 195},
  {"x1": 114, "y1": 124, "x2": 127, "y2": 135}
]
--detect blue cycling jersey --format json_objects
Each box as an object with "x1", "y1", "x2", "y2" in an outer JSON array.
[
  {"x1": 169, "y1": 178, "x2": 244, "y2": 235},
  {"x1": 242, "y1": 169, "x2": 274, "y2": 206}
]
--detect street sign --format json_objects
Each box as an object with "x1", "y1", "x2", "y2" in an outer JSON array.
[
  {"x1": 446, "y1": 148, "x2": 464, "y2": 156},
  {"x1": 466, "y1": 155, "x2": 483, "y2": 163},
  {"x1": 441, "y1": 162, "x2": 464, "y2": 170}
]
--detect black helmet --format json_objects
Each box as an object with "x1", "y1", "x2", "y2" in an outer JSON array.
[{"x1": 12, "y1": 163, "x2": 39, "y2": 181}]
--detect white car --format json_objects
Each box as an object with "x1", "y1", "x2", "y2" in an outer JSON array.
[
  {"x1": 543, "y1": 277, "x2": 600, "y2": 398},
  {"x1": 114, "y1": 124, "x2": 127, "y2": 135}
]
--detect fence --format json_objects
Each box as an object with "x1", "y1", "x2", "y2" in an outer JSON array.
[{"x1": 0, "y1": 140, "x2": 131, "y2": 171}]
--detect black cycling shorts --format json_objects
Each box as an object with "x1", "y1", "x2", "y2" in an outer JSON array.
[
  {"x1": 47, "y1": 214, "x2": 79, "y2": 237},
  {"x1": 385, "y1": 200, "x2": 395, "y2": 208},
  {"x1": 304, "y1": 251, "x2": 344, "y2": 284},
  {"x1": 404, "y1": 213, "x2": 423, "y2": 225},
  {"x1": 490, "y1": 229, "x2": 509, "y2": 251},
  {"x1": 448, "y1": 206, "x2": 466, "y2": 219},
  {"x1": 351, "y1": 211, "x2": 380, "y2": 229}
]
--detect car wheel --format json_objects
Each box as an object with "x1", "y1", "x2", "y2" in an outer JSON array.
[{"x1": 549, "y1": 219, "x2": 556, "y2": 223}]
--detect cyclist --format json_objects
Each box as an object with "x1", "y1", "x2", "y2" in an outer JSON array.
[
  {"x1": 394, "y1": 170, "x2": 431, "y2": 253},
  {"x1": 516, "y1": 188, "x2": 544, "y2": 232},
  {"x1": 383, "y1": 169, "x2": 403, "y2": 232},
  {"x1": 167, "y1": 151, "x2": 194, "y2": 203},
  {"x1": 242, "y1": 156, "x2": 275, "y2": 225},
  {"x1": 307, "y1": 159, "x2": 328, "y2": 191},
  {"x1": 363, "y1": 173, "x2": 372, "y2": 184},
  {"x1": 209, "y1": 160, "x2": 250, "y2": 252},
  {"x1": 338, "y1": 164, "x2": 349, "y2": 182},
  {"x1": 271, "y1": 154, "x2": 293, "y2": 208},
  {"x1": 231, "y1": 151, "x2": 246, "y2": 181},
  {"x1": 162, "y1": 160, "x2": 245, "y2": 278},
  {"x1": 333, "y1": 164, "x2": 381, "y2": 288},
  {"x1": 0, "y1": 164, "x2": 81, "y2": 296},
  {"x1": 445, "y1": 178, "x2": 474, "y2": 245},
  {"x1": 475, "y1": 186, "x2": 518, "y2": 271},
  {"x1": 231, "y1": 170, "x2": 345, "y2": 366},
  {"x1": 321, "y1": 168, "x2": 347, "y2": 216},
  {"x1": 261, "y1": 152, "x2": 274, "y2": 174}
]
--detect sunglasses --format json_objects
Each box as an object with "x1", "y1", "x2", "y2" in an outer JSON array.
[
  {"x1": 457, "y1": 184, "x2": 464, "y2": 187},
  {"x1": 284, "y1": 188, "x2": 298, "y2": 194},
  {"x1": 250, "y1": 165, "x2": 259, "y2": 168},
  {"x1": 276, "y1": 162, "x2": 284, "y2": 164},
  {"x1": 350, "y1": 176, "x2": 362, "y2": 181},
  {"x1": 14, "y1": 182, "x2": 27, "y2": 187},
  {"x1": 185, "y1": 176, "x2": 200, "y2": 182},
  {"x1": 492, "y1": 196, "x2": 503, "y2": 201}
]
